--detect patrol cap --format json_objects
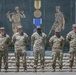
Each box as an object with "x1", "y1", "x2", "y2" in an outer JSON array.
[
  {"x1": 56, "y1": 6, "x2": 60, "y2": 9},
  {"x1": 55, "y1": 28, "x2": 60, "y2": 32},
  {"x1": 36, "y1": 26, "x2": 41, "y2": 29},
  {"x1": 17, "y1": 26, "x2": 22, "y2": 29},
  {"x1": 15, "y1": 6, "x2": 19, "y2": 10},
  {"x1": 0, "y1": 27, "x2": 5, "y2": 30},
  {"x1": 72, "y1": 24, "x2": 76, "y2": 28}
]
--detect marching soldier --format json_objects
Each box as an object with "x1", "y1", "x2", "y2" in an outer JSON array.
[
  {"x1": 12, "y1": 26, "x2": 29, "y2": 72},
  {"x1": 49, "y1": 29, "x2": 65, "y2": 72},
  {"x1": 66, "y1": 24, "x2": 76, "y2": 72},
  {"x1": 31, "y1": 26, "x2": 47, "y2": 71},
  {"x1": 0, "y1": 27, "x2": 10, "y2": 72}
]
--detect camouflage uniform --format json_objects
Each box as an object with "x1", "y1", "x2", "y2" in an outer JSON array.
[
  {"x1": 12, "y1": 30, "x2": 29, "y2": 71},
  {"x1": 66, "y1": 24, "x2": 76, "y2": 71},
  {"x1": 31, "y1": 31, "x2": 47, "y2": 69},
  {"x1": 0, "y1": 27, "x2": 10, "y2": 71},
  {"x1": 49, "y1": 33, "x2": 65, "y2": 71}
]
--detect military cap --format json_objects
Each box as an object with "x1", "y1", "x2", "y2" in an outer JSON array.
[
  {"x1": 56, "y1": 6, "x2": 60, "y2": 9},
  {"x1": 72, "y1": 24, "x2": 76, "y2": 27},
  {"x1": 17, "y1": 26, "x2": 22, "y2": 29},
  {"x1": 15, "y1": 6, "x2": 19, "y2": 10},
  {"x1": 36, "y1": 26, "x2": 41, "y2": 29},
  {"x1": 0, "y1": 27, "x2": 5, "y2": 30}
]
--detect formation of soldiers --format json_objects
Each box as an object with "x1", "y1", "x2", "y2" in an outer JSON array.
[{"x1": 0, "y1": 24, "x2": 76, "y2": 72}]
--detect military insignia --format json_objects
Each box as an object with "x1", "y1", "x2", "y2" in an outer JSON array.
[
  {"x1": 34, "y1": 10, "x2": 42, "y2": 18},
  {"x1": 33, "y1": 18, "x2": 42, "y2": 26},
  {"x1": 34, "y1": 0, "x2": 41, "y2": 9}
]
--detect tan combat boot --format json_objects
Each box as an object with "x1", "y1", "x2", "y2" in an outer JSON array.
[
  {"x1": 59, "y1": 69, "x2": 62, "y2": 72},
  {"x1": 34, "y1": 66, "x2": 37, "y2": 72},
  {"x1": 69, "y1": 67, "x2": 72, "y2": 72},
  {"x1": 24, "y1": 69, "x2": 27, "y2": 72},
  {"x1": 5, "y1": 69, "x2": 7, "y2": 72},
  {"x1": 16, "y1": 68, "x2": 19, "y2": 72},
  {"x1": 51, "y1": 68, "x2": 55, "y2": 72}
]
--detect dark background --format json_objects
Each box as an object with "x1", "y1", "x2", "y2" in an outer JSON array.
[{"x1": 0, "y1": 0, "x2": 76, "y2": 52}]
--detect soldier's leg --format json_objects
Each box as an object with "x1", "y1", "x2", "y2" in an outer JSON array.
[
  {"x1": 12, "y1": 23, "x2": 18, "y2": 33},
  {"x1": 3, "y1": 51, "x2": 8, "y2": 71},
  {"x1": 58, "y1": 52, "x2": 63, "y2": 71},
  {"x1": 40, "y1": 50, "x2": 45, "y2": 69},
  {"x1": 15, "y1": 51, "x2": 20, "y2": 71},
  {"x1": 52, "y1": 52, "x2": 57, "y2": 72},
  {"x1": 34, "y1": 50, "x2": 38, "y2": 70},
  {"x1": 22, "y1": 51, "x2": 27, "y2": 71},
  {"x1": 69, "y1": 51, "x2": 74, "y2": 71},
  {"x1": 0, "y1": 52, "x2": 2, "y2": 71}
]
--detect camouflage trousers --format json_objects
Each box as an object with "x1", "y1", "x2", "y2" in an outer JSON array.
[
  {"x1": 15, "y1": 50, "x2": 27, "y2": 70},
  {"x1": 69, "y1": 48, "x2": 76, "y2": 68},
  {"x1": 0, "y1": 51, "x2": 8, "y2": 70},
  {"x1": 52, "y1": 51, "x2": 63, "y2": 69},
  {"x1": 33, "y1": 50, "x2": 45, "y2": 68}
]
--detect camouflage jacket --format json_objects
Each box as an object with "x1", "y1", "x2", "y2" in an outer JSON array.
[
  {"x1": 12, "y1": 32, "x2": 29, "y2": 51},
  {"x1": 0, "y1": 34, "x2": 10, "y2": 51},
  {"x1": 66, "y1": 30, "x2": 76, "y2": 48},
  {"x1": 49, "y1": 35, "x2": 65, "y2": 51},
  {"x1": 31, "y1": 32, "x2": 47, "y2": 50}
]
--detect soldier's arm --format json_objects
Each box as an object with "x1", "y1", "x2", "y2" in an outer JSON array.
[
  {"x1": 61, "y1": 37, "x2": 65, "y2": 48},
  {"x1": 55, "y1": 13, "x2": 58, "y2": 22},
  {"x1": 12, "y1": 34, "x2": 16, "y2": 44},
  {"x1": 62, "y1": 13, "x2": 65, "y2": 30},
  {"x1": 6, "y1": 35, "x2": 11, "y2": 46},
  {"x1": 49, "y1": 36, "x2": 54, "y2": 47},
  {"x1": 66, "y1": 33, "x2": 71, "y2": 42},
  {"x1": 9, "y1": 14, "x2": 14, "y2": 22},
  {"x1": 20, "y1": 12, "x2": 26, "y2": 18},
  {"x1": 43, "y1": 34, "x2": 47, "y2": 46},
  {"x1": 24, "y1": 34, "x2": 29, "y2": 46},
  {"x1": 31, "y1": 34, "x2": 35, "y2": 46}
]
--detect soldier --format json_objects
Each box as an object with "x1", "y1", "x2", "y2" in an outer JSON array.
[
  {"x1": 6, "y1": 6, "x2": 26, "y2": 33},
  {"x1": 53, "y1": 6, "x2": 65, "y2": 32},
  {"x1": 66, "y1": 24, "x2": 76, "y2": 72},
  {"x1": 31, "y1": 26, "x2": 47, "y2": 71},
  {"x1": 49, "y1": 29, "x2": 65, "y2": 72},
  {"x1": 12, "y1": 26, "x2": 29, "y2": 72},
  {"x1": 0, "y1": 27, "x2": 10, "y2": 72}
]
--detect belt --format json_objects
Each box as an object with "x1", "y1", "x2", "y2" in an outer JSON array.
[
  {"x1": 70, "y1": 46, "x2": 76, "y2": 48},
  {"x1": 52, "y1": 47, "x2": 61, "y2": 52},
  {"x1": 52, "y1": 47, "x2": 60, "y2": 49}
]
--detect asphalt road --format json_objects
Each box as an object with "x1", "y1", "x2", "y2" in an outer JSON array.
[{"x1": 0, "y1": 72, "x2": 76, "y2": 75}]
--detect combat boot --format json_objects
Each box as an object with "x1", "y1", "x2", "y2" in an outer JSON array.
[
  {"x1": 34, "y1": 66, "x2": 37, "y2": 72},
  {"x1": 59, "y1": 66, "x2": 62, "y2": 72},
  {"x1": 69, "y1": 67, "x2": 72, "y2": 72},
  {"x1": 23, "y1": 66, "x2": 27, "y2": 72},
  {"x1": 59, "y1": 69, "x2": 62, "y2": 72},
  {"x1": 41, "y1": 65, "x2": 44, "y2": 72},
  {"x1": 24, "y1": 69, "x2": 27, "y2": 72},
  {"x1": 16, "y1": 68, "x2": 19, "y2": 72},
  {"x1": 24, "y1": 70, "x2": 27, "y2": 72},
  {"x1": 5, "y1": 69, "x2": 7, "y2": 72},
  {"x1": 51, "y1": 68, "x2": 55, "y2": 72}
]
